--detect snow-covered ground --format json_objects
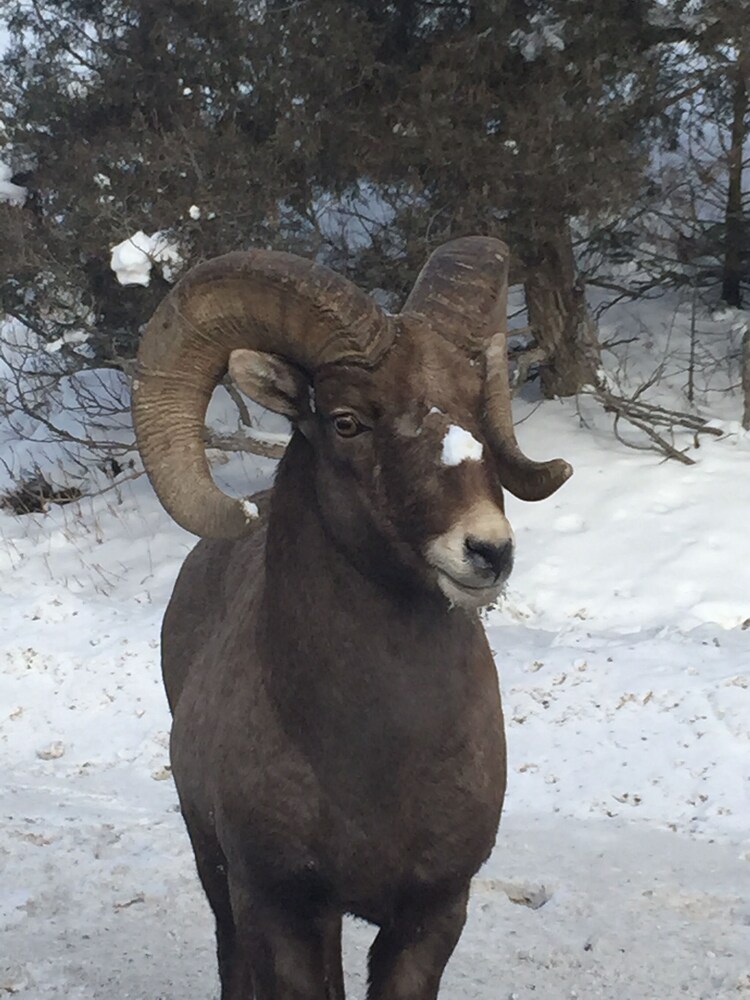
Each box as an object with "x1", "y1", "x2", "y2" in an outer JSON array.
[{"x1": 1, "y1": 291, "x2": 748, "y2": 998}]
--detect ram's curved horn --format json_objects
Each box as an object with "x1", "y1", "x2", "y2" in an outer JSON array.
[
  {"x1": 484, "y1": 334, "x2": 572, "y2": 500},
  {"x1": 400, "y1": 236, "x2": 571, "y2": 500},
  {"x1": 401, "y1": 236, "x2": 510, "y2": 356},
  {"x1": 133, "y1": 250, "x2": 394, "y2": 539}
]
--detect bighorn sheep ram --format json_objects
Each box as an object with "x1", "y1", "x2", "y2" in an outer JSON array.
[{"x1": 133, "y1": 236, "x2": 571, "y2": 999}]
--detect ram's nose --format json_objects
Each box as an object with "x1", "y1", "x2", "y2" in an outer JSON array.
[{"x1": 464, "y1": 536, "x2": 514, "y2": 581}]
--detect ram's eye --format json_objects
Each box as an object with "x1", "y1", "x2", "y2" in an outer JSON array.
[{"x1": 332, "y1": 413, "x2": 362, "y2": 438}]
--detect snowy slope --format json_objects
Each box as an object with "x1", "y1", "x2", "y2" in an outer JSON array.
[{"x1": 1, "y1": 290, "x2": 749, "y2": 998}]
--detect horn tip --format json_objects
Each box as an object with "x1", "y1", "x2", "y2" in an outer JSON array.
[
  {"x1": 547, "y1": 458, "x2": 574, "y2": 494},
  {"x1": 557, "y1": 459, "x2": 574, "y2": 481}
]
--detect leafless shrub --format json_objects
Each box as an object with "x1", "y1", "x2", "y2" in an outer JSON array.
[{"x1": 0, "y1": 470, "x2": 82, "y2": 515}]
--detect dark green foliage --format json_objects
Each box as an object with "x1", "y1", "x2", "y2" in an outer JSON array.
[{"x1": 0, "y1": 0, "x2": 742, "y2": 392}]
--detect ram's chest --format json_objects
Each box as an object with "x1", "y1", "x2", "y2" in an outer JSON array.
[
  {"x1": 318, "y1": 726, "x2": 506, "y2": 919},
  {"x1": 194, "y1": 681, "x2": 503, "y2": 914},
  {"x1": 170, "y1": 625, "x2": 505, "y2": 915}
]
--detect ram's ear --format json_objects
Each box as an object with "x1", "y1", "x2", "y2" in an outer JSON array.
[{"x1": 229, "y1": 349, "x2": 309, "y2": 419}]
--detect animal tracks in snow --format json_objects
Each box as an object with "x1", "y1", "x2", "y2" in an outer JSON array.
[
  {"x1": 491, "y1": 624, "x2": 750, "y2": 843},
  {"x1": 706, "y1": 677, "x2": 750, "y2": 741},
  {"x1": 647, "y1": 489, "x2": 688, "y2": 515},
  {"x1": 552, "y1": 514, "x2": 586, "y2": 533}
]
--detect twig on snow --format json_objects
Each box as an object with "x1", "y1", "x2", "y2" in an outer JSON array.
[{"x1": 585, "y1": 380, "x2": 723, "y2": 466}]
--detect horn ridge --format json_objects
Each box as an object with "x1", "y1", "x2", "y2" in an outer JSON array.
[
  {"x1": 400, "y1": 238, "x2": 572, "y2": 500},
  {"x1": 401, "y1": 236, "x2": 510, "y2": 354},
  {"x1": 133, "y1": 250, "x2": 393, "y2": 539}
]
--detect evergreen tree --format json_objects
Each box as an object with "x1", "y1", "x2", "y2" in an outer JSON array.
[{"x1": 0, "y1": 0, "x2": 717, "y2": 396}]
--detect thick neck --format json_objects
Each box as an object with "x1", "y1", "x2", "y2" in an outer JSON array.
[{"x1": 257, "y1": 442, "x2": 485, "y2": 786}]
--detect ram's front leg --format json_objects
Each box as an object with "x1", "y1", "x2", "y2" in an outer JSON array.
[
  {"x1": 228, "y1": 875, "x2": 344, "y2": 1000},
  {"x1": 366, "y1": 886, "x2": 470, "y2": 1000}
]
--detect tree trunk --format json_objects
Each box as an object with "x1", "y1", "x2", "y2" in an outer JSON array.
[
  {"x1": 722, "y1": 51, "x2": 748, "y2": 308},
  {"x1": 742, "y1": 328, "x2": 750, "y2": 431},
  {"x1": 523, "y1": 222, "x2": 601, "y2": 398}
]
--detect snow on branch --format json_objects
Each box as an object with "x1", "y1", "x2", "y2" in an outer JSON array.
[
  {"x1": 0, "y1": 161, "x2": 27, "y2": 206},
  {"x1": 110, "y1": 231, "x2": 183, "y2": 287}
]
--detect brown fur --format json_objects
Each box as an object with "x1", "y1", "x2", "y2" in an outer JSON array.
[{"x1": 162, "y1": 324, "x2": 507, "y2": 998}]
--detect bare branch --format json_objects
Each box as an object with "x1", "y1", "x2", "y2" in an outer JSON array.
[
  {"x1": 221, "y1": 376, "x2": 253, "y2": 428},
  {"x1": 583, "y1": 379, "x2": 723, "y2": 466},
  {"x1": 601, "y1": 335, "x2": 640, "y2": 352},
  {"x1": 204, "y1": 429, "x2": 288, "y2": 460},
  {"x1": 509, "y1": 344, "x2": 547, "y2": 395}
]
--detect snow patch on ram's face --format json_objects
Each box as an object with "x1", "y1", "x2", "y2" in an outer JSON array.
[
  {"x1": 240, "y1": 499, "x2": 259, "y2": 522},
  {"x1": 441, "y1": 424, "x2": 483, "y2": 467}
]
